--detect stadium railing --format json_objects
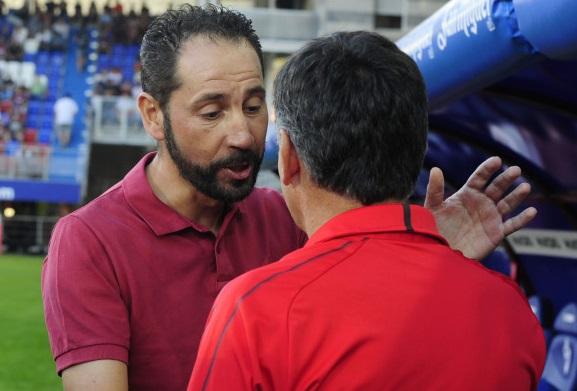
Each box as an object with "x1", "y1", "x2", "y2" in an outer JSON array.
[
  {"x1": 0, "y1": 144, "x2": 51, "y2": 180},
  {"x1": 91, "y1": 95, "x2": 152, "y2": 146}
]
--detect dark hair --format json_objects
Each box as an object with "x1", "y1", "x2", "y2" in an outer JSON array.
[
  {"x1": 140, "y1": 4, "x2": 263, "y2": 110},
  {"x1": 273, "y1": 31, "x2": 428, "y2": 204}
]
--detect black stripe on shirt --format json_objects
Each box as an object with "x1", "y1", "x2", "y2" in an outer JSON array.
[{"x1": 201, "y1": 241, "x2": 353, "y2": 391}]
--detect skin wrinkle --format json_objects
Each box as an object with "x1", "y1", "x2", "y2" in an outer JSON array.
[{"x1": 155, "y1": 36, "x2": 267, "y2": 207}]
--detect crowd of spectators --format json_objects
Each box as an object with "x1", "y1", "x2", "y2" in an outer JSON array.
[
  {"x1": 86, "y1": 2, "x2": 151, "y2": 130},
  {"x1": 0, "y1": 0, "x2": 74, "y2": 61},
  {"x1": 0, "y1": 0, "x2": 154, "y2": 148},
  {"x1": 0, "y1": 79, "x2": 39, "y2": 145},
  {"x1": 76, "y1": 1, "x2": 151, "y2": 73}
]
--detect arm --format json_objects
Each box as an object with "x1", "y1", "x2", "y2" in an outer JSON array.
[
  {"x1": 424, "y1": 156, "x2": 537, "y2": 260},
  {"x1": 63, "y1": 360, "x2": 127, "y2": 391},
  {"x1": 42, "y1": 216, "x2": 130, "y2": 381}
]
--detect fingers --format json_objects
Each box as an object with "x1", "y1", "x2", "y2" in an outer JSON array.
[
  {"x1": 496, "y1": 182, "x2": 531, "y2": 215},
  {"x1": 503, "y1": 207, "x2": 538, "y2": 236},
  {"x1": 485, "y1": 165, "x2": 522, "y2": 202},
  {"x1": 465, "y1": 156, "x2": 502, "y2": 191},
  {"x1": 424, "y1": 167, "x2": 445, "y2": 210}
]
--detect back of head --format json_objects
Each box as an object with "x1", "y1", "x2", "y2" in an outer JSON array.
[
  {"x1": 139, "y1": 4, "x2": 263, "y2": 111},
  {"x1": 273, "y1": 31, "x2": 428, "y2": 205}
]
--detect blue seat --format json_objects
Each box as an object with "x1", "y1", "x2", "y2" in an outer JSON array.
[
  {"x1": 37, "y1": 52, "x2": 50, "y2": 65},
  {"x1": 38, "y1": 130, "x2": 52, "y2": 144},
  {"x1": 50, "y1": 54, "x2": 64, "y2": 66},
  {"x1": 35, "y1": 63, "x2": 48, "y2": 75},
  {"x1": 540, "y1": 303, "x2": 577, "y2": 391},
  {"x1": 554, "y1": 304, "x2": 577, "y2": 335},
  {"x1": 541, "y1": 335, "x2": 577, "y2": 391},
  {"x1": 23, "y1": 53, "x2": 36, "y2": 62},
  {"x1": 27, "y1": 105, "x2": 40, "y2": 115}
]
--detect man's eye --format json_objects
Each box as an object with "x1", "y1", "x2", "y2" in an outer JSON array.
[
  {"x1": 202, "y1": 111, "x2": 220, "y2": 119},
  {"x1": 245, "y1": 105, "x2": 262, "y2": 114}
]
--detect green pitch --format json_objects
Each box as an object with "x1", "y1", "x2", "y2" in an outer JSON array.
[{"x1": 0, "y1": 255, "x2": 60, "y2": 390}]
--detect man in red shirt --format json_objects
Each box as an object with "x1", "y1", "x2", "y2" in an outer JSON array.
[
  {"x1": 189, "y1": 31, "x2": 545, "y2": 390},
  {"x1": 43, "y1": 5, "x2": 536, "y2": 391}
]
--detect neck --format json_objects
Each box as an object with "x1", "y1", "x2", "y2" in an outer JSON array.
[
  {"x1": 295, "y1": 187, "x2": 364, "y2": 237},
  {"x1": 146, "y1": 153, "x2": 225, "y2": 234}
]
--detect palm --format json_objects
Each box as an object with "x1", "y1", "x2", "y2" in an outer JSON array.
[{"x1": 424, "y1": 157, "x2": 536, "y2": 260}]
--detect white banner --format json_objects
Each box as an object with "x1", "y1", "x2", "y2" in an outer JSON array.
[{"x1": 508, "y1": 229, "x2": 577, "y2": 260}]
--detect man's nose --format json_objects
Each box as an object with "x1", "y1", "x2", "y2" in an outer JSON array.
[{"x1": 227, "y1": 111, "x2": 255, "y2": 149}]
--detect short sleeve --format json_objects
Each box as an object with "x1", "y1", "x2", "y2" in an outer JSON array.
[{"x1": 41, "y1": 215, "x2": 130, "y2": 373}]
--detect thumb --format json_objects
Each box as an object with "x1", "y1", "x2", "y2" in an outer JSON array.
[{"x1": 424, "y1": 167, "x2": 445, "y2": 210}]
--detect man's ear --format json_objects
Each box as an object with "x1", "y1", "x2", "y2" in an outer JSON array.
[
  {"x1": 137, "y1": 92, "x2": 165, "y2": 141},
  {"x1": 278, "y1": 130, "x2": 301, "y2": 186}
]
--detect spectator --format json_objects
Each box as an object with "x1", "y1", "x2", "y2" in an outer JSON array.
[
  {"x1": 23, "y1": 31, "x2": 40, "y2": 55},
  {"x1": 71, "y1": 1, "x2": 82, "y2": 25},
  {"x1": 53, "y1": 92, "x2": 78, "y2": 147},
  {"x1": 30, "y1": 75, "x2": 47, "y2": 98},
  {"x1": 86, "y1": 1, "x2": 98, "y2": 25}
]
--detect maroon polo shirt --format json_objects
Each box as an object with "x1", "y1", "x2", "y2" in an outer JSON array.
[
  {"x1": 42, "y1": 152, "x2": 306, "y2": 391},
  {"x1": 189, "y1": 204, "x2": 545, "y2": 391}
]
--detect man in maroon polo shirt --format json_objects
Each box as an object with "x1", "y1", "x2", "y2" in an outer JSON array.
[
  {"x1": 189, "y1": 32, "x2": 545, "y2": 390},
  {"x1": 42, "y1": 5, "x2": 537, "y2": 391}
]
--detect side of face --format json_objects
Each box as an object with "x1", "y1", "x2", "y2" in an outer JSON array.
[{"x1": 147, "y1": 36, "x2": 268, "y2": 203}]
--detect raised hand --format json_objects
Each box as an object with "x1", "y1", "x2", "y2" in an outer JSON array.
[{"x1": 424, "y1": 156, "x2": 537, "y2": 260}]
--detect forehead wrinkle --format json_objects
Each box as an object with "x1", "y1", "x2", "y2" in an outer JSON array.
[{"x1": 177, "y1": 38, "x2": 262, "y2": 82}]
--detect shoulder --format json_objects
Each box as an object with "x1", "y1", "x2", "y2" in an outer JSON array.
[
  {"x1": 215, "y1": 240, "x2": 352, "y2": 319},
  {"x1": 444, "y1": 250, "x2": 538, "y2": 323},
  {"x1": 55, "y1": 177, "x2": 137, "y2": 244},
  {"x1": 66, "y1": 181, "x2": 125, "y2": 224}
]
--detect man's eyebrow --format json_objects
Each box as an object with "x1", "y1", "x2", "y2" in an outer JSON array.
[
  {"x1": 246, "y1": 86, "x2": 266, "y2": 97},
  {"x1": 193, "y1": 93, "x2": 225, "y2": 104}
]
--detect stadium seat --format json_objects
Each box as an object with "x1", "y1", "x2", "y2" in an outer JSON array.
[
  {"x1": 554, "y1": 304, "x2": 577, "y2": 335},
  {"x1": 27, "y1": 103, "x2": 40, "y2": 115},
  {"x1": 540, "y1": 303, "x2": 577, "y2": 391},
  {"x1": 37, "y1": 52, "x2": 50, "y2": 65},
  {"x1": 38, "y1": 130, "x2": 52, "y2": 144},
  {"x1": 50, "y1": 54, "x2": 64, "y2": 66},
  {"x1": 23, "y1": 53, "x2": 36, "y2": 62}
]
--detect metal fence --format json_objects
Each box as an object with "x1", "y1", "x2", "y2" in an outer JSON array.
[
  {"x1": 91, "y1": 96, "x2": 153, "y2": 146},
  {"x1": 0, "y1": 144, "x2": 51, "y2": 180},
  {"x1": 2, "y1": 214, "x2": 59, "y2": 255}
]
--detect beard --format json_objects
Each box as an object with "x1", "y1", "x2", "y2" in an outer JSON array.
[{"x1": 163, "y1": 112, "x2": 263, "y2": 204}]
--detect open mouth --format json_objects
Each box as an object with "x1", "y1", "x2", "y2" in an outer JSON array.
[{"x1": 222, "y1": 161, "x2": 252, "y2": 180}]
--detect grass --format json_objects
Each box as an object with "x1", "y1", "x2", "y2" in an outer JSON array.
[{"x1": 0, "y1": 254, "x2": 60, "y2": 391}]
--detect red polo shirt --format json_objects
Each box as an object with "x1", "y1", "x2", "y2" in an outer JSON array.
[
  {"x1": 42, "y1": 152, "x2": 305, "y2": 391},
  {"x1": 189, "y1": 204, "x2": 545, "y2": 391}
]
